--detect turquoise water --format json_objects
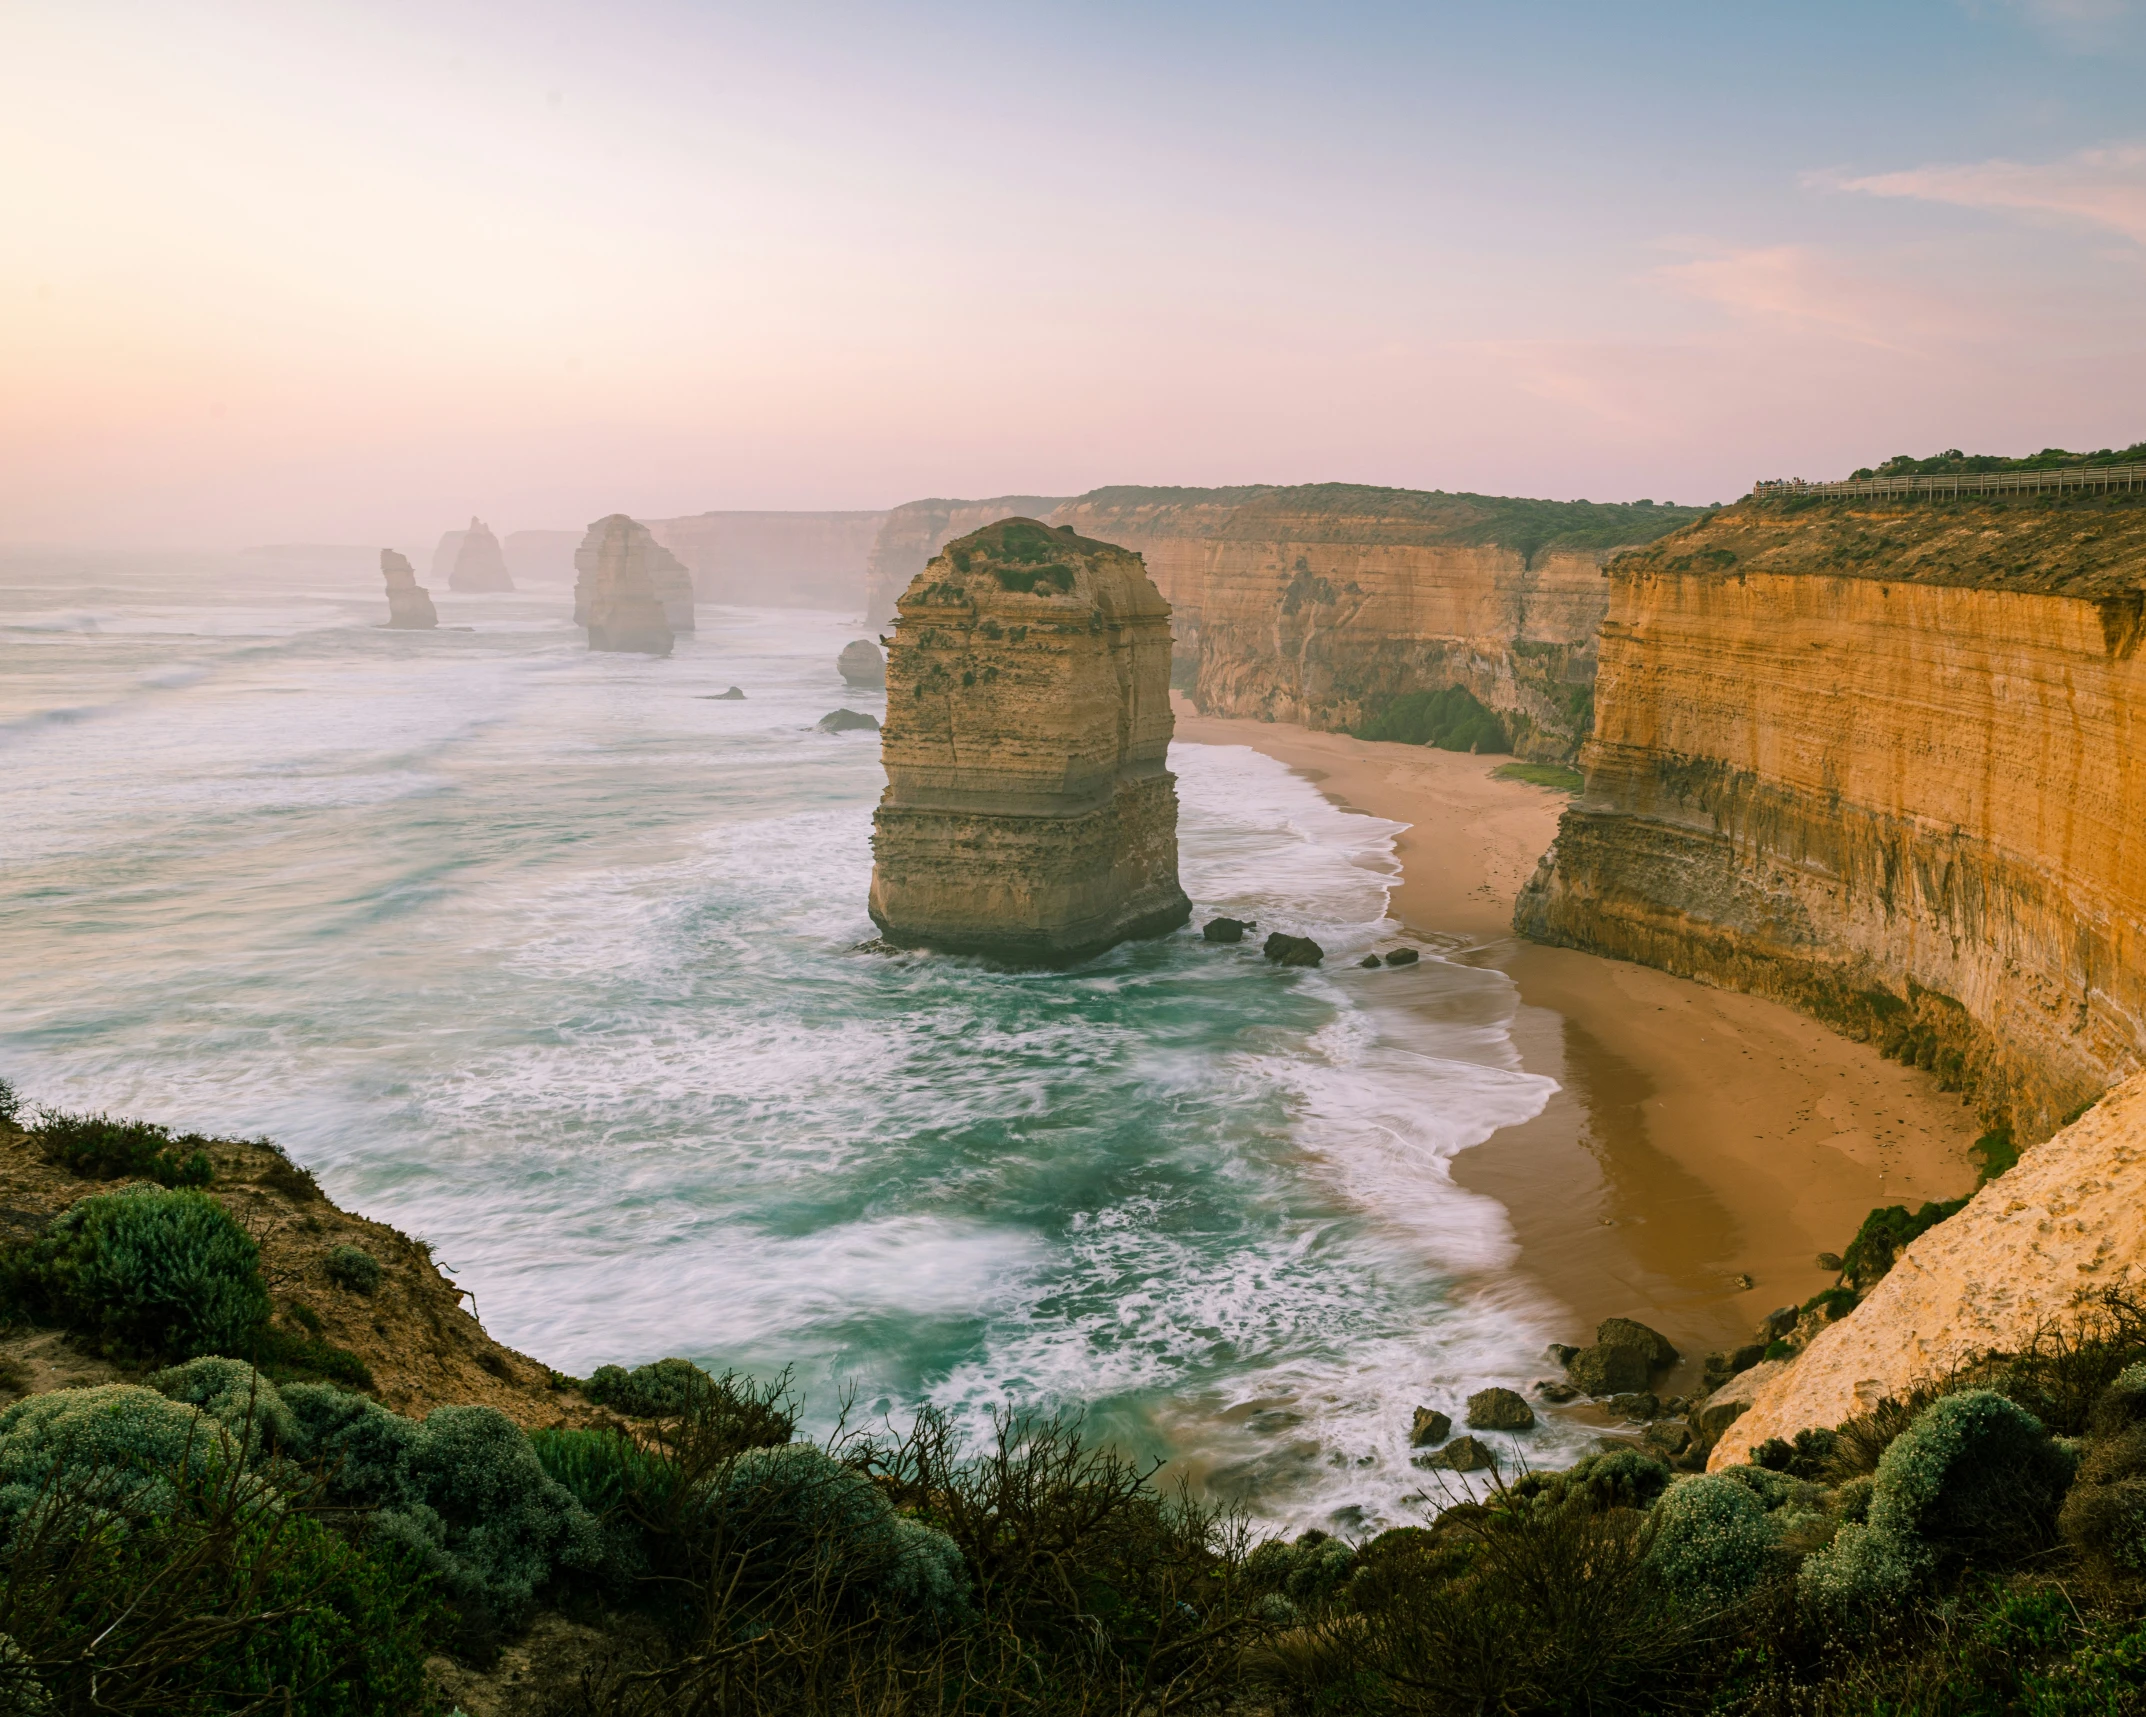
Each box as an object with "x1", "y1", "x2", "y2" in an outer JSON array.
[{"x1": 0, "y1": 553, "x2": 1580, "y2": 1530}]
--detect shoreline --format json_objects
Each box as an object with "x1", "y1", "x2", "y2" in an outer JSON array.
[{"x1": 1173, "y1": 705, "x2": 1981, "y2": 1389}]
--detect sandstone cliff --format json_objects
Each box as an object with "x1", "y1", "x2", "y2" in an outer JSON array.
[
  {"x1": 649, "y1": 510, "x2": 889, "y2": 610},
  {"x1": 449, "y1": 516, "x2": 515, "y2": 592},
  {"x1": 573, "y1": 515, "x2": 676, "y2": 656},
  {"x1": 863, "y1": 496, "x2": 1070, "y2": 631},
  {"x1": 1045, "y1": 485, "x2": 1704, "y2": 761},
  {"x1": 379, "y1": 549, "x2": 438, "y2": 629},
  {"x1": 869, "y1": 518, "x2": 1190, "y2": 961},
  {"x1": 1516, "y1": 488, "x2": 2146, "y2": 1140},
  {"x1": 1709, "y1": 1073, "x2": 2146, "y2": 1467}
]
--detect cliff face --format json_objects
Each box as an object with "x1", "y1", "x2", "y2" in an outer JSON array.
[
  {"x1": 869, "y1": 518, "x2": 1190, "y2": 961},
  {"x1": 648, "y1": 510, "x2": 889, "y2": 610},
  {"x1": 573, "y1": 515, "x2": 676, "y2": 656},
  {"x1": 1710, "y1": 1073, "x2": 2146, "y2": 1467},
  {"x1": 863, "y1": 496, "x2": 1070, "y2": 632},
  {"x1": 449, "y1": 517, "x2": 515, "y2": 592},
  {"x1": 1046, "y1": 485, "x2": 1704, "y2": 760},
  {"x1": 1517, "y1": 491, "x2": 2146, "y2": 1140},
  {"x1": 379, "y1": 549, "x2": 437, "y2": 629}
]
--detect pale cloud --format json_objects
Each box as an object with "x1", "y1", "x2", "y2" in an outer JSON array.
[
  {"x1": 1650, "y1": 245, "x2": 1992, "y2": 348},
  {"x1": 1824, "y1": 144, "x2": 2146, "y2": 243}
]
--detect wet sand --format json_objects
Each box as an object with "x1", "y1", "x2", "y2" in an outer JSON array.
[{"x1": 1174, "y1": 708, "x2": 1981, "y2": 1385}]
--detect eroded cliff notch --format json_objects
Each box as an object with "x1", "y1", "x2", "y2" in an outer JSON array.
[
  {"x1": 573, "y1": 514, "x2": 676, "y2": 656},
  {"x1": 379, "y1": 549, "x2": 438, "y2": 629},
  {"x1": 869, "y1": 518, "x2": 1191, "y2": 962}
]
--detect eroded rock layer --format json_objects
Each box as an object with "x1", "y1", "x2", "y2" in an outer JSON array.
[
  {"x1": 862, "y1": 495, "x2": 1070, "y2": 631},
  {"x1": 869, "y1": 518, "x2": 1190, "y2": 961},
  {"x1": 1046, "y1": 485, "x2": 1704, "y2": 760},
  {"x1": 449, "y1": 516, "x2": 515, "y2": 592},
  {"x1": 573, "y1": 515, "x2": 676, "y2": 656},
  {"x1": 1517, "y1": 491, "x2": 2146, "y2": 1139},
  {"x1": 379, "y1": 549, "x2": 437, "y2": 629}
]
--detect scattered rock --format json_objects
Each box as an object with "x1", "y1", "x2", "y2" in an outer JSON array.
[
  {"x1": 1384, "y1": 948, "x2": 1420, "y2": 966},
  {"x1": 701, "y1": 686, "x2": 746, "y2": 700},
  {"x1": 1729, "y1": 1342, "x2": 1768, "y2": 1375},
  {"x1": 1757, "y1": 1305, "x2": 1800, "y2": 1341},
  {"x1": 819, "y1": 708, "x2": 880, "y2": 733},
  {"x1": 1595, "y1": 1317, "x2": 1680, "y2": 1368},
  {"x1": 1416, "y1": 1434, "x2": 1497, "y2": 1473},
  {"x1": 1644, "y1": 1421, "x2": 1693, "y2": 1457},
  {"x1": 838, "y1": 639, "x2": 886, "y2": 688},
  {"x1": 1694, "y1": 1359, "x2": 1792, "y2": 1450},
  {"x1": 1409, "y1": 1407, "x2": 1452, "y2": 1447},
  {"x1": 1465, "y1": 1387, "x2": 1535, "y2": 1431},
  {"x1": 1360, "y1": 955, "x2": 1382, "y2": 969},
  {"x1": 1547, "y1": 1343, "x2": 1580, "y2": 1368},
  {"x1": 1815, "y1": 1251, "x2": 1844, "y2": 1273},
  {"x1": 1566, "y1": 1343, "x2": 1650, "y2": 1396},
  {"x1": 1605, "y1": 1392, "x2": 1660, "y2": 1422},
  {"x1": 1263, "y1": 933, "x2": 1324, "y2": 967},
  {"x1": 1203, "y1": 917, "x2": 1254, "y2": 943},
  {"x1": 1537, "y1": 1380, "x2": 1580, "y2": 1403},
  {"x1": 380, "y1": 549, "x2": 438, "y2": 629}
]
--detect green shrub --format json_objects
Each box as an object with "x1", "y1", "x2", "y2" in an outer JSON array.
[
  {"x1": 0, "y1": 1080, "x2": 19, "y2": 1129},
  {"x1": 147, "y1": 1357, "x2": 295, "y2": 1451},
  {"x1": 250, "y1": 1323, "x2": 375, "y2": 1391},
  {"x1": 2061, "y1": 1361, "x2": 2146, "y2": 1596},
  {"x1": 584, "y1": 1357, "x2": 794, "y2": 1448},
  {"x1": 1646, "y1": 1474, "x2": 1779, "y2": 1612},
  {"x1": 0, "y1": 1385, "x2": 234, "y2": 1533},
  {"x1": 1245, "y1": 1531, "x2": 1356, "y2": 1615},
  {"x1": 1839, "y1": 1197, "x2": 1969, "y2": 1293},
  {"x1": 15, "y1": 1184, "x2": 270, "y2": 1363},
  {"x1": 33, "y1": 1111, "x2": 213, "y2": 1189},
  {"x1": 1501, "y1": 1447, "x2": 1672, "y2": 1517},
  {"x1": 1972, "y1": 1123, "x2": 2019, "y2": 1183},
  {"x1": 1868, "y1": 1389, "x2": 2070, "y2": 1563},
  {"x1": 322, "y1": 1244, "x2": 381, "y2": 1296},
  {"x1": 1357, "y1": 684, "x2": 1511, "y2": 753}
]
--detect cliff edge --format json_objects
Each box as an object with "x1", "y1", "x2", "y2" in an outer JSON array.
[{"x1": 868, "y1": 518, "x2": 1190, "y2": 961}]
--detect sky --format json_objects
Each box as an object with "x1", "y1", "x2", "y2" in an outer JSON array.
[{"x1": 3, "y1": 0, "x2": 2143, "y2": 547}]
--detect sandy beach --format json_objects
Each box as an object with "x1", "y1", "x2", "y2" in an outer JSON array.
[{"x1": 1175, "y1": 706, "x2": 1982, "y2": 1389}]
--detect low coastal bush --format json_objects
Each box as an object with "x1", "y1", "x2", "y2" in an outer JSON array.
[
  {"x1": 322, "y1": 1242, "x2": 381, "y2": 1295},
  {"x1": 1646, "y1": 1473, "x2": 1779, "y2": 1611},
  {"x1": 584, "y1": 1356, "x2": 796, "y2": 1448},
  {"x1": 1357, "y1": 684, "x2": 1512, "y2": 754},
  {"x1": 34, "y1": 1109, "x2": 213, "y2": 1188}
]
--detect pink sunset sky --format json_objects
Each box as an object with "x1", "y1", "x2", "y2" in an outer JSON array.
[{"x1": 3, "y1": 0, "x2": 2143, "y2": 547}]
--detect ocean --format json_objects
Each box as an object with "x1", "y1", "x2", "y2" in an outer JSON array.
[{"x1": 0, "y1": 552, "x2": 1588, "y2": 1532}]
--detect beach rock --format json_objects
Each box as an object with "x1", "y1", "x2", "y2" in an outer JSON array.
[
  {"x1": 1384, "y1": 947, "x2": 1421, "y2": 966},
  {"x1": 1408, "y1": 1407, "x2": 1452, "y2": 1448},
  {"x1": 1417, "y1": 1435, "x2": 1497, "y2": 1474},
  {"x1": 1757, "y1": 1305, "x2": 1800, "y2": 1341},
  {"x1": 573, "y1": 515, "x2": 675, "y2": 656},
  {"x1": 573, "y1": 514, "x2": 695, "y2": 640},
  {"x1": 1606, "y1": 1392, "x2": 1661, "y2": 1422},
  {"x1": 1729, "y1": 1343, "x2": 1768, "y2": 1376},
  {"x1": 867, "y1": 517, "x2": 1191, "y2": 963},
  {"x1": 1537, "y1": 1380, "x2": 1579, "y2": 1403},
  {"x1": 838, "y1": 639, "x2": 886, "y2": 688},
  {"x1": 379, "y1": 549, "x2": 437, "y2": 629},
  {"x1": 1547, "y1": 1343, "x2": 1580, "y2": 1368},
  {"x1": 1360, "y1": 955, "x2": 1382, "y2": 969},
  {"x1": 819, "y1": 708, "x2": 880, "y2": 733},
  {"x1": 449, "y1": 516, "x2": 515, "y2": 592},
  {"x1": 1566, "y1": 1343, "x2": 1650, "y2": 1397},
  {"x1": 1263, "y1": 933, "x2": 1324, "y2": 967},
  {"x1": 1202, "y1": 917, "x2": 1254, "y2": 943},
  {"x1": 706, "y1": 687, "x2": 746, "y2": 700},
  {"x1": 1466, "y1": 1388, "x2": 1535, "y2": 1431},
  {"x1": 1815, "y1": 1251, "x2": 1844, "y2": 1273},
  {"x1": 1595, "y1": 1317, "x2": 1680, "y2": 1368},
  {"x1": 1694, "y1": 1359, "x2": 1792, "y2": 1450},
  {"x1": 1644, "y1": 1421, "x2": 1693, "y2": 1458}
]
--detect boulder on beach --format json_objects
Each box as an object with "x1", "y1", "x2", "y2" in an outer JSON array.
[
  {"x1": 1409, "y1": 1407, "x2": 1452, "y2": 1448},
  {"x1": 1202, "y1": 917, "x2": 1254, "y2": 943},
  {"x1": 1466, "y1": 1387, "x2": 1535, "y2": 1431},
  {"x1": 1263, "y1": 933, "x2": 1324, "y2": 967},
  {"x1": 838, "y1": 639, "x2": 886, "y2": 688},
  {"x1": 819, "y1": 708, "x2": 880, "y2": 733},
  {"x1": 1416, "y1": 1434, "x2": 1497, "y2": 1474},
  {"x1": 379, "y1": 549, "x2": 438, "y2": 629},
  {"x1": 1596, "y1": 1318, "x2": 1680, "y2": 1367},
  {"x1": 1566, "y1": 1343, "x2": 1650, "y2": 1397},
  {"x1": 1360, "y1": 954, "x2": 1382, "y2": 969},
  {"x1": 1384, "y1": 947, "x2": 1420, "y2": 967},
  {"x1": 1606, "y1": 1392, "x2": 1662, "y2": 1422}
]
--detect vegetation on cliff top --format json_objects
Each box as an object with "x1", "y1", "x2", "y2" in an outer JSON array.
[{"x1": 1850, "y1": 440, "x2": 2146, "y2": 479}]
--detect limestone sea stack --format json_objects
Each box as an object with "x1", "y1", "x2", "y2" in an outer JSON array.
[
  {"x1": 379, "y1": 550, "x2": 438, "y2": 629},
  {"x1": 449, "y1": 517, "x2": 515, "y2": 592},
  {"x1": 838, "y1": 639, "x2": 886, "y2": 688},
  {"x1": 868, "y1": 518, "x2": 1191, "y2": 961},
  {"x1": 573, "y1": 515, "x2": 675, "y2": 656},
  {"x1": 573, "y1": 515, "x2": 696, "y2": 635}
]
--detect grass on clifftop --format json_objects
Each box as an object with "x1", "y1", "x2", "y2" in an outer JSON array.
[{"x1": 1495, "y1": 761, "x2": 1584, "y2": 792}]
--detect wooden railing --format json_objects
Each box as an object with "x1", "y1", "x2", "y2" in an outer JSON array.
[{"x1": 1752, "y1": 462, "x2": 2145, "y2": 500}]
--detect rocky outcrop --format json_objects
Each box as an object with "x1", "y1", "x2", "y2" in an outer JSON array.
[
  {"x1": 1516, "y1": 488, "x2": 2146, "y2": 1139},
  {"x1": 648, "y1": 511, "x2": 889, "y2": 610},
  {"x1": 868, "y1": 518, "x2": 1191, "y2": 962},
  {"x1": 1708, "y1": 1074, "x2": 2146, "y2": 1468},
  {"x1": 449, "y1": 517, "x2": 515, "y2": 592},
  {"x1": 573, "y1": 515, "x2": 675, "y2": 656},
  {"x1": 379, "y1": 550, "x2": 437, "y2": 629},
  {"x1": 575, "y1": 515, "x2": 695, "y2": 644},
  {"x1": 863, "y1": 496, "x2": 1070, "y2": 631},
  {"x1": 1045, "y1": 485, "x2": 1705, "y2": 760},
  {"x1": 838, "y1": 639, "x2": 885, "y2": 688}
]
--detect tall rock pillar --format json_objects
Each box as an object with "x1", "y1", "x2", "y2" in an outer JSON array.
[
  {"x1": 379, "y1": 549, "x2": 438, "y2": 628},
  {"x1": 573, "y1": 515, "x2": 676, "y2": 656},
  {"x1": 869, "y1": 518, "x2": 1191, "y2": 961},
  {"x1": 449, "y1": 517, "x2": 515, "y2": 592}
]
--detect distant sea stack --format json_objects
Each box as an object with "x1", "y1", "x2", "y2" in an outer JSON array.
[
  {"x1": 379, "y1": 550, "x2": 438, "y2": 629},
  {"x1": 448, "y1": 517, "x2": 515, "y2": 592},
  {"x1": 573, "y1": 515, "x2": 675, "y2": 656},
  {"x1": 868, "y1": 518, "x2": 1191, "y2": 962},
  {"x1": 838, "y1": 639, "x2": 885, "y2": 688},
  {"x1": 573, "y1": 515, "x2": 696, "y2": 635}
]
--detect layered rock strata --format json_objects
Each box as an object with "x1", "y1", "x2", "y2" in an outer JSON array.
[
  {"x1": 869, "y1": 519, "x2": 1190, "y2": 961},
  {"x1": 1709, "y1": 1073, "x2": 2146, "y2": 1468},
  {"x1": 379, "y1": 549, "x2": 438, "y2": 629},
  {"x1": 1517, "y1": 490, "x2": 2146, "y2": 1139},
  {"x1": 1045, "y1": 486, "x2": 1704, "y2": 760},
  {"x1": 449, "y1": 517, "x2": 515, "y2": 592},
  {"x1": 575, "y1": 515, "x2": 695, "y2": 641},
  {"x1": 573, "y1": 515, "x2": 676, "y2": 656}
]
